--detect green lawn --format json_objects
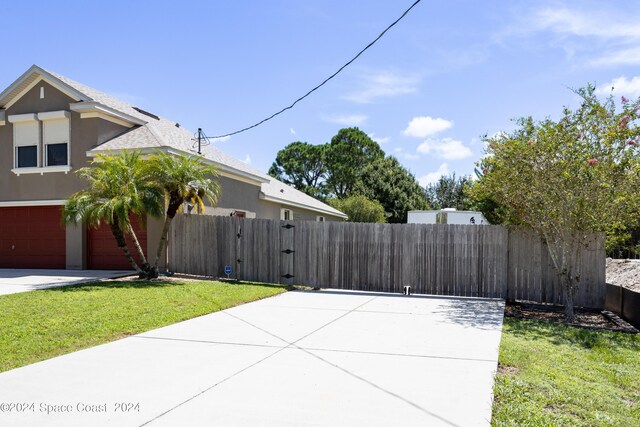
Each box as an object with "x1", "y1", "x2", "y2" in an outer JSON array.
[
  {"x1": 492, "y1": 317, "x2": 640, "y2": 426},
  {"x1": 0, "y1": 279, "x2": 289, "y2": 373}
]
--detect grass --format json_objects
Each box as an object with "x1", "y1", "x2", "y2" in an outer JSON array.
[
  {"x1": 492, "y1": 317, "x2": 640, "y2": 426},
  {"x1": 0, "y1": 279, "x2": 289, "y2": 373}
]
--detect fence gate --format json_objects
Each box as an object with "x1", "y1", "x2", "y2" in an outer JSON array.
[{"x1": 279, "y1": 221, "x2": 296, "y2": 286}]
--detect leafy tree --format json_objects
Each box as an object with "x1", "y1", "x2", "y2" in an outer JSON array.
[
  {"x1": 268, "y1": 142, "x2": 327, "y2": 199},
  {"x1": 63, "y1": 151, "x2": 164, "y2": 277},
  {"x1": 328, "y1": 195, "x2": 386, "y2": 223},
  {"x1": 356, "y1": 156, "x2": 429, "y2": 223},
  {"x1": 325, "y1": 127, "x2": 384, "y2": 198},
  {"x1": 425, "y1": 173, "x2": 474, "y2": 210},
  {"x1": 146, "y1": 151, "x2": 220, "y2": 277},
  {"x1": 474, "y1": 85, "x2": 640, "y2": 321}
]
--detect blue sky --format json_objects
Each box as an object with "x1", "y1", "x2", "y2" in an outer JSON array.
[{"x1": 2, "y1": 0, "x2": 640, "y2": 186}]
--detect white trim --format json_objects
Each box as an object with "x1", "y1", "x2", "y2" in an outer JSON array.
[
  {"x1": 11, "y1": 166, "x2": 72, "y2": 176},
  {"x1": 0, "y1": 200, "x2": 66, "y2": 207},
  {"x1": 87, "y1": 146, "x2": 270, "y2": 186},
  {"x1": 79, "y1": 112, "x2": 135, "y2": 128},
  {"x1": 8, "y1": 113, "x2": 38, "y2": 123},
  {"x1": 262, "y1": 193, "x2": 348, "y2": 219},
  {"x1": 2, "y1": 74, "x2": 85, "y2": 110},
  {"x1": 70, "y1": 102, "x2": 145, "y2": 127},
  {"x1": 0, "y1": 110, "x2": 5, "y2": 126},
  {"x1": 37, "y1": 110, "x2": 70, "y2": 120}
]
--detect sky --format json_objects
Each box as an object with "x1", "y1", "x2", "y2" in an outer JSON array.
[{"x1": 2, "y1": 0, "x2": 640, "y2": 187}]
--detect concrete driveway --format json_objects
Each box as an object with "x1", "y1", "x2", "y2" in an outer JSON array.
[
  {"x1": 0, "y1": 269, "x2": 133, "y2": 295},
  {"x1": 0, "y1": 289, "x2": 505, "y2": 427}
]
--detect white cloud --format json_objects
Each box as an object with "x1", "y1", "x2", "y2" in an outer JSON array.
[
  {"x1": 501, "y1": 6, "x2": 640, "y2": 67},
  {"x1": 596, "y1": 76, "x2": 640, "y2": 98},
  {"x1": 417, "y1": 137, "x2": 472, "y2": 160},
  {"x1": 368, "y1": 133, "x2": 390, "y2": 145},
  {"x1": 209, "y1": 135, "x2": 231, "y2": 143},
  {"x1": 243, "y1": 155, "x2": 252, "y2": 165},
  {"x1": 343, "y1": 71, "x2": 419, "y2": 104},
  {"x1": 321, "y1": 114, "x2": 368, "y2": 126},
  {"x1": 589, "y1": 47, "x2": 640, "y2": 67},
  {"x1": 289, "y1": 128, "x2": 297, "y2": 135},
  {"x1": 392, "y1": 147, "x2": 419, "y2": 161},
  {"x1": 403, "y1": 116, "x2": 453, "y2": 138},
  {"x1": 532, "y1": 8, "x2": 640, "y2": 40},
  {"x1": 419, "y1": 163, "x2": 450, "y2": 187}
]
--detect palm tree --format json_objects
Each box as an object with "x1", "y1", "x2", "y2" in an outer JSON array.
[
  {"x1": 63, "y1": 151, "x2": 164, "y2": 276},
  {"x1": 146, "y1": 151, "x2": 220, "y2": 275}
]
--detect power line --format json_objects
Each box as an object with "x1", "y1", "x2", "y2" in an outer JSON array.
[{"x1": 207, "y1": 0, "x2": 423, "y2": 139}]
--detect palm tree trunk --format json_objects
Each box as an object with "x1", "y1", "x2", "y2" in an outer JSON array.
[
  {"x1": 126, "y1": 221, "x2": 153, "y2": 278},
  {"x1": 153, "y1": 194, "x2": 183, "y2": 272},
  {"x1": 109, "y1": 222, "x2": 140, "y2": 273},
  {"x1": 153, "y1": 215, "x2": 173, "y2": 270}
]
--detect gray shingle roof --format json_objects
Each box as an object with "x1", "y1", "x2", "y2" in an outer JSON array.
[{"x1": 33, "y1": 67, "x2": 346, "y2": 218}]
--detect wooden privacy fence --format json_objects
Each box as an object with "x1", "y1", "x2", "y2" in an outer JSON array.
[{"x1": 169, "y1": 215, "x2": 606, "y2": 308}]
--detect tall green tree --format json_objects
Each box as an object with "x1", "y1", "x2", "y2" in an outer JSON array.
[
  {"x1": 425, "y1": 173, "x2": 474, "y2": 210},
  {"x1": 268, "y1": 142, "x2": 327, "y2": 199},
  {"x1": 356, "y1": 156, "x2": 429, "y2": 223},
  {"x1": 325, "y1": 127, "x2": 384, "y2": 198},
  {"x1": 328, "y1": 195, "x2": 386, "y2": 223},
  {"x1": 146, "y1": 151, "x2": 220, "y2": 277},
  {"x1": 474, "y1": 85, "x2": 640, "y2": 321},
  {"x1": 63, "y1": 151, "x2": 164, "y2": 277}
]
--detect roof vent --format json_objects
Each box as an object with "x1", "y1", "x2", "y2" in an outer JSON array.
[
  {"x1": 132, "y1": 106, "x2": 160, "y2": 120},
  {"x1": 175, "y1": 123, "x2": 180, "y2": 128}
]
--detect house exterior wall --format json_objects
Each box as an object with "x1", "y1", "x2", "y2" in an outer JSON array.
[
  {"x1": 206, "y1": 176, "x2": 343, "y2": 221},
  {"x1": 0, "y1": 81, "x2": 129, "y2": 202},
  {"x1": 0, "y1": 73, "x2": 343, "y2": 270},
  {"x1": 210, "y1": 175, "x2": 264, "y2": 218}
]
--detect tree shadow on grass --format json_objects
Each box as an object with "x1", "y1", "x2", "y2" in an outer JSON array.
[
  {"x1": 43, "y1": 280, "x2": 184, "y2": 292},
  {"x1": 42, "y1": 279, "x2": 292, "y2": 293}
]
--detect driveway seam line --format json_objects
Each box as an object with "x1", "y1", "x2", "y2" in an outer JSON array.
[
  {"x1": 293, "y1": 346, "x2": 461, "y2": 427},
  {"x1": 138, "y1": 346, "x2": 287, "y2": 427},
  {"x1": 298, "y1": 347, "x2": 499, "y2": 363},
  {"x1": 140, "y1": 295, "x2": 377, "y2": 426},
  {"x1": 132, "y1": 335, "x2": 288, "y2": 349}
]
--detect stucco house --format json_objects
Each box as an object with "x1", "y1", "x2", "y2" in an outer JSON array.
[{"x1": 0, "y1": 65, "x2": 346, "y2": 270}]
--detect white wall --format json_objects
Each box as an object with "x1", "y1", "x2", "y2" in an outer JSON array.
[
  {"x1": 444, "y1": 211, "x2": 488, "y2": 225},
  {"x1": 407, "y1": 211, "x2": 438, "y2": 224}
]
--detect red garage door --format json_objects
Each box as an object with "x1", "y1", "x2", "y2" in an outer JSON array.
[
  {"x1": 0, "y1": 206, "x2": 66, "y2": 269},
  {"x1": 87, "y1": 216, "x2": 148, "y2": 270}
]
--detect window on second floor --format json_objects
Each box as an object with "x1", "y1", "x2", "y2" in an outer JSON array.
[
  {"x1": 43, "y1": 117, "x2": 70, "y2": 166},
  {"x1": 8, "y1": 111, "x2": 71, "y2": 174},
  {"x1": 14, "y1": 119, "x2": 39, "y2": 168}
]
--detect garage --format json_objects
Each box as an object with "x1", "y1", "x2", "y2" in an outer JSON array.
[
  {"x1": 87, "y1": 216, "x2": 147, "y2": 270},
  {"x1": 0, "y1": 206, "x2": 66, "y2": 269}
]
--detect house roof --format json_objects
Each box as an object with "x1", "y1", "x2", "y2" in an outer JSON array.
[{"x1": 0, "y1": 65, "x2": 346, "y2": 219}]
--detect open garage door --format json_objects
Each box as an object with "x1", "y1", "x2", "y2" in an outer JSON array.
[
  {"x1": 0, "y1": 206, "x2": 66, "y2": 269},
  {"x1": 87, "y1": 216, "x2": 147, "y2": 270}
]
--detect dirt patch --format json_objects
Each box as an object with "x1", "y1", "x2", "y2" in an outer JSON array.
[
  {"x1": 606, "y1": 258, "x2": 640, "y2": 292},
  {"x1": 505, "y1": 302, "x2": 626, "y2": 330},
  {"x1": 498, "y1": 365, "x2": 519, "y2": 375}
]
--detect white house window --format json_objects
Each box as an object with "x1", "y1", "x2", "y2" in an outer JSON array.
[
  {"x1": 281, "y1": 208, "x2": 293, "y2": 220},
  {"x1": 316, "y1": 216, "x2": 325, "y2": 222},
  {"x1": 10, "y1": 114, "x2": 40, "y2": 168},
  {"x1": 8, "y1": 111, "x2": 71, "y2": 175},
  {"x1": 41, "y1": 115, "x2": 70, "y2": 166}
]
